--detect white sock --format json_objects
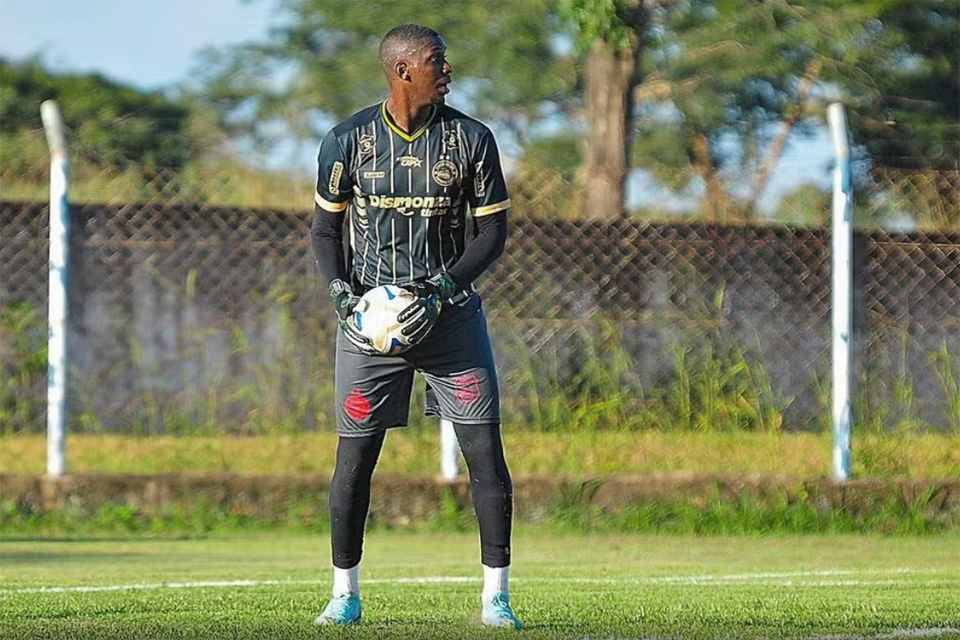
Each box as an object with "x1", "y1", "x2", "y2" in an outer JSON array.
[
  {"x1": 482, "y1": 565, "x2": 509, "y2": 601},
  {"x1": 332, "y1": 564, "x2": 359, "y2": 597}
]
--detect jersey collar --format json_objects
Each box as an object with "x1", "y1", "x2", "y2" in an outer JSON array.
[{"x1": 381, "y1": 101, "x2": 437, "y2": 142}]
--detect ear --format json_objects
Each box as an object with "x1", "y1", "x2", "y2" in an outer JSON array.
[{"x1": 395, "y1": 61, "x2": 411, "y2": 82}]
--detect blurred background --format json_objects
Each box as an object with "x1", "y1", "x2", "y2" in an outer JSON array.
[{"x1": 0, "y1": 0, "x2": 957, "y2": 463}]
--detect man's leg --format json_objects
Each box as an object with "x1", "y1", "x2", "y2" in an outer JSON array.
[
  {"x1": 330, "y1": 431, "x2": 386, "y2": 570},
  {"x1": 315, "y1": 431, "x2": 386, "y2": 626},
  {"x1": 453, "y1": 422, "x2": 521, "y2": 629}
]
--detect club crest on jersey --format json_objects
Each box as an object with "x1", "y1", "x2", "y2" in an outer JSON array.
[
  {"x1": 358, "y1": 134, "x2": 375, "y2": 156},
  {"x1": 399, "y1": 155, "x2": 423, "y2": 168},
  {"x1": 443, "y1": 130, "x2": 459, "y2": 149},
  {"x1": 432, "y1": 159, "x2": 459, "y2": 187}
]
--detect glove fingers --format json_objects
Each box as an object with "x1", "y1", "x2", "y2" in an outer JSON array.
[
  {"x1": 340, "y1": 319, "x2": 377, "y2": 354},
  {"x1": 400, "y1": 315, "x2": 428, "y2": 338},
  {"x1": 404, "y1": 318, "x2": 434, "y2": 344},
  {"x1": 397, "y1": 301, "x2": 426, "y2": 324}
]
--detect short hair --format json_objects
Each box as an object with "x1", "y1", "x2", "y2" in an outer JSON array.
[{"x1": 378, "y1": 23, "x2": 441, "y2": 69}]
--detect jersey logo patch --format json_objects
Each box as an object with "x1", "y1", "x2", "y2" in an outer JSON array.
[
  {"x1": 328, "y1": 161, "x2": 344, "y2": 195},
  {"x1": 399, "y1": 155, "x2": 423, "y2": 168},
  {"x1": 443, "y1": 130, "x2": 459, "y2": 149},
  {"x1": 363, "y1": 171, "x2": 385, "y2": 179},
  {"x1": 358, "y1": 134, "x2": 375, "y2": 156},
  {"x1": 432, "y1": 160, "x2": 459, "y2": 187},
  {"x1": 474, "y1": 162, "x2": 486, "y2": 198}
]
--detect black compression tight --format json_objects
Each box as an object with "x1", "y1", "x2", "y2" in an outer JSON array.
[
  {"x1": 328, "y1": 423, "x2": 513, "y2": 569},
  {"x1": 453, "y1": 422, "x2": 514, "y2": 568}
]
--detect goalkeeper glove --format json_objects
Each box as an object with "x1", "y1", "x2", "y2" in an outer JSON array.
[
  {"x1": 405, "y1": 273, "x2": 460, "y2": 303},
  {"x1": 397, "y1": 273, "x2": 457, "y2": 346},
  {"x1": 329, "y1": 279, "x2": 376, "y2": 354}
]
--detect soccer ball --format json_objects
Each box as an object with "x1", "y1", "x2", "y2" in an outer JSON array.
[{"x1": 352, "y1": 285, "x2": 418, "y2": 355}]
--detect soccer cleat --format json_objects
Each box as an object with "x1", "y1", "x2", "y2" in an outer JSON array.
[
  {"x1": 481, "y1": 592, "x2": 522, "y2": 629},
  {"x1": 313, "y1": 593, "x2": 361, "y2": 626}
]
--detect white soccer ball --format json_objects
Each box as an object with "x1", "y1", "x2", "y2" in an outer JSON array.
[{"x1": 351, "y1": 284, "x2": 418, "y2": 355}]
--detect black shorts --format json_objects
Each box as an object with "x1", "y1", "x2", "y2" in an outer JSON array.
[{"x1": 334, "y1": 294, "x2": 500, "y2": 437}]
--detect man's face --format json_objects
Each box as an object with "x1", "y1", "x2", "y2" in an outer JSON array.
[{"x1": 408, "y1": 36, "x2": 452, "y2": 104}]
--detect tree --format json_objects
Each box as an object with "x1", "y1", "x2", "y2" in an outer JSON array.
[
  {"x1": 635, "y1": 1, "x2": 960, "y2": 221},
  {"x1": 0, "y1": 57, "x2": 199, "y2": 168},
  {"x1": 195, "y1": 0, "x2": 571, "y2": 150},
  {"x1": 560, "y1": 0, "x2": 646, "y2": 219},
  {"x1": 845, "y1": 0, "x2": 959, "y2": 169},
  {"x1": 631, "y1": 0, "x2": 915, "y2": 220}
]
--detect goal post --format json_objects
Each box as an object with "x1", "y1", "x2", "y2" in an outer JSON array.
[
  {"x1": 827, "y1": 102, "x2": 854, "y2": 482},
  {"x1": 41, "y1": 100, "x2": 70, "y2": 478}
]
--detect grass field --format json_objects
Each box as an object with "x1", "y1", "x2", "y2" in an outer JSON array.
[
  {"x1": 2, "y1": 531, "x2": 958, "y2": 639},
  {"x1": 3, "y1": 430, "x2": 958, "y2": 477}
]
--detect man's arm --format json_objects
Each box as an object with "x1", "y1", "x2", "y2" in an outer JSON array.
[
  {"x1": 446, "y1": 211, "x2": 507, "y2": 288},
  {"x1": 310, "y1": 204, "x2": 348, "y2": 287}
]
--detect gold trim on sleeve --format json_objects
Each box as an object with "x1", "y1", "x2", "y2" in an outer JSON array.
[
  {"x1": 473, "y1": 199, "x2": 511, "y2": 216},
  {"x1": 315, "y1": 192, "x2": 349, "y2": 212}
]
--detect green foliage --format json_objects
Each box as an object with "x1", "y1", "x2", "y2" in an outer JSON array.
[
  {"x1": 4, "y1": 480, "x2": 956, "y2": 536},
  {"x1": 626, "y1": 0, "x2": 959, "y2": 216},
  {"x1": 770, "y1": 184, "x2": 831, "y2": 227},
  {"x1": 856, "y1": 334, "x2": 960, "y2": 435},
  {"x1": 545, "y1": 484, "x2": 958, "y2": 536},
  {"x1": 0, "y1": 57, "x2": 200, "y2": 168},
  {"x1": 497, "y1": 309, "x2": 786, "y2": 433},
  {"x1": 196, "y1": 0, "x2": 571, "y2": 143},
  {"x1": 931, "y1": 341, "x2": 960, "y2": 431},
  {"x1": 660, "y1": 338, "x2": 783, "y2": 433},
  {"x1": 519, "y1": 134, "x2": 583, "y2": 178},
  {"x1": 0, "y1": 302, "x2": 46, "y2": 434},
  {"x1": 844, "y1": 0, "x2": 960, "y2": 169},
  {"x1": 108, "y1": 278, "x2": 337, "y2": 436},
  {"x1": 559, "y1": 0, "x2": 645, "y2": 54}
]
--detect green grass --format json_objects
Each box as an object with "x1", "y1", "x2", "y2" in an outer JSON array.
[
  {"x1": 2, "y1": 430, "x2": 958, "y2": 477},
  {"x1": 1, "y1": 532, "x2": 958, "y2": 639}
]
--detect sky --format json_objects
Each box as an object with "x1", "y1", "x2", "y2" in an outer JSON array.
[
  {"x1": 0, "y1": 0, "x2": 274, "y2": 90},
  {"x1": 0, "y1": 0, "x2": 835, "y2": 213}
]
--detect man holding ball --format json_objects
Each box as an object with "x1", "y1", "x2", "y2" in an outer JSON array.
[{"x1": 309, "y1": 23, "x2": 519, "y2": 629}]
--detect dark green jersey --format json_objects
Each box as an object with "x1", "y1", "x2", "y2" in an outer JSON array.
[{"x1": 315, "y1": 102, "x2": 510, "y2": 289}]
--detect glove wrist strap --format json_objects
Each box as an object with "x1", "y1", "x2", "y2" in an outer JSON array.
[
  {"x1": 328, "y1": 278, "x2": 353, "y2": 301},
  {"x1": 429, "y1": 273, "x2": 460, "y2": 301}
]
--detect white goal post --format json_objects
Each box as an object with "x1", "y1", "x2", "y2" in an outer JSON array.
[
  {"x1": 41, "y1": 100, "x2": 70, "y2": 478},
  {"x1": 827, "y1": 102, "x2": 854, "y2": 482}
]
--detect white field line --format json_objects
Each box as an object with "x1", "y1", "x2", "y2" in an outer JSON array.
[
  {"x1": 799, "y1": 630, "x2": 960, "y2": 640},
  {"x1": 2, "y1": 568, "x2": 956, "y2": 595},
  {"x1": 597, "y1": 630, "x2": 960, "y2": 640}
]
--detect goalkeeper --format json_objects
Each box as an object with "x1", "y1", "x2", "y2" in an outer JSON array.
[{"x1": 308, "y1": 23, "x2": 519, "y2": 629}]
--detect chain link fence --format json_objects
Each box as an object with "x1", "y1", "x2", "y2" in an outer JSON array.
[{"x1": 1, "y1": 152, "x2": 958, "y2": 434}]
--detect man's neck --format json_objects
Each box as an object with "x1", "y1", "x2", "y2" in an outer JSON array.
[{"x1": 385, "y1": 95, "x2": 434, "y2": 134}]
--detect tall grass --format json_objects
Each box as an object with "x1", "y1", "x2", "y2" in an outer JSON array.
[
  {"x1": 3, "y1": 430, "x2": 957, "y2": 477},
  {"x1": 3, "y1": 293, "x2": 957, "y2": 435},
  {"x1": 856, "y1": 333, "x2": 960, "y2": 435},
  {"x1": 931, "y1": 340, "x2": 960, "y2": 431},
  {"x1": 499, "y1": 287, "x2": 787, "y2": 432},
  {"x1": 0, "y1": 302, "x2": 46, "y2": 434}
]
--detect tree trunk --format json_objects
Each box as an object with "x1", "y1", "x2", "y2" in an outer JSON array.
[
  {"x1": 692, "y1": 132, "x2": 730, "y2": 221},
  {"x1": 745, "y1": 57, "x2": 823, "y2": 214},
  {"x1": 584, "y1": 38, "x2": 637, "y2": 219}
]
